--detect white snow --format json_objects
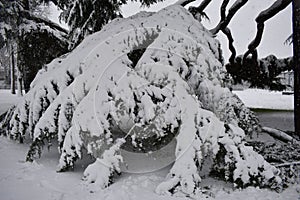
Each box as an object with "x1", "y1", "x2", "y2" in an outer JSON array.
[
  {"x1": 0, "y1": 4, "x2": 297, "y2": 199},
  {"x1": 0, "y1": 136, "x2": 299, "y2": 200},
  {"x1": 18, "y1": 87, "x2": 287, "y2": 126},
  {"x1": 233, "y1": 89, "x2": 294, "y2": 111}
]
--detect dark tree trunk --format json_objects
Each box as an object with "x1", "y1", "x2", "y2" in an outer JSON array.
[
  {"x1": 10, "y1": 44, "x2": 15, "y2": 94},
  {"x1": 293, "y1": 0, "x2": 300, "y2": 135}
]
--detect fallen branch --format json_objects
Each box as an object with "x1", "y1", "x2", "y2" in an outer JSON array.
[
  {"x1": 262, "y1": 126, "x2": 299, "y2": 144},
  {"x1": 275, "y1": 161, "x2": 300, "y2": 167}
]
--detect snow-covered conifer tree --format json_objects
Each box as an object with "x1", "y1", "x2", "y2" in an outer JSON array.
[{"x1": 1, "y1": 5, "x2": 282, "y2": 196}]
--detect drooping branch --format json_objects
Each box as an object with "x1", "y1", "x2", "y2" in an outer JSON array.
[
  {"x1": 243, "y1": 0, "x2": 292, "y2": 60},
  {"x1": 19, "y1": 10, "x2": 68, "y2": 34}
]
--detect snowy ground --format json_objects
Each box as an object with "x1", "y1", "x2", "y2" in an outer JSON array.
[
  {"x1": 0, "y1": 137, "x2": 299, "y2": 200},
  {"x1": 0, "y1": 90, "x2": 299, "y2": 199},
  {"x1": 233, "y1": 89, "x2": 294, "y2": 111}
]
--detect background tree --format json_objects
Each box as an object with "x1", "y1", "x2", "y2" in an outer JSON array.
[
  {"x1": 292, "y1": 0, "x2": 300, "y2": 135},
  {"x1": 0, "y1": 0, "x2": 69, "y2": 94},
  {"x1": 52, "y1": 0, "x2": 164, "y2": 49},
  {"x1": 181, "y1": 0, "x2": 297, "y2": 134}
]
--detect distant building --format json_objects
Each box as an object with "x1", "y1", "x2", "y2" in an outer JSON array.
[{"x1": 276, "y1": 70, "x2": 294, "y2": 90}]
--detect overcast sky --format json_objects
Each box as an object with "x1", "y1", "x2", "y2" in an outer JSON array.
[{"x1": 121, "y1": 0, "x2": 293, "y2": 62}]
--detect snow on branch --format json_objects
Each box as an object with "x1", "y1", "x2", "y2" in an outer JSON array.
[
  {"x1": 275, "y1": 161, "x2": 300, "y2": 167},
  {"x1": 19, "y1": 9, "x2": 68, "y2": 34},
  {"x1": 243, "y1": 0, "x2": 292, "y2": 60},
  {"x1": 2, "y1": 5, "x2": 281, "y2": 195}
]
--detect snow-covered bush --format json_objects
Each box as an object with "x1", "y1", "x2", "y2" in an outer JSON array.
[{"x1": 0, "y1": 5, "x2": 281, "y2": 196}]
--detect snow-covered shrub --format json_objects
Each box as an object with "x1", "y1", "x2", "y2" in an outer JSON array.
[{"x1": 1, "y1": 5, "x2": 280, "y2": 195}]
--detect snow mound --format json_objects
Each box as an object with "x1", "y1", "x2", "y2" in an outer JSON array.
[{"x1": 2, "y1": 5, "x2": 281, "y2": 195}]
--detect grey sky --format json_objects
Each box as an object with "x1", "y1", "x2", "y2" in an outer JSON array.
[{"x1": 121, "y1": 0, "x2": 293, "y2": 61}]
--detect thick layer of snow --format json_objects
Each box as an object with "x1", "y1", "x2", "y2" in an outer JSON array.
[
  {"x1": 0, "y1": 90, "x2": 22, "y2": 115},
  {"x1": 233, "y1": 89, "x2": 294, "y2": 111},
  {"x1": 0, "y1": 88, "x2": 294, "y2": 117},
  {"x1": 0, "y1": 137, "x2": 299, "y2": 200}
]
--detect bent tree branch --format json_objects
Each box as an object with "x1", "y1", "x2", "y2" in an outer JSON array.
[
  {"x1": 243, "y1": 0, "x2": 292, "y2": 60},
  {"x1": 222, "y1": 27, "x2": 236, "y2": 63},
  {"x1": 210, "y1": 0, "x2": 249, "y2": 35},
  {"x1": 210, "y1": 0, "x2": 248, "y2": 63}
]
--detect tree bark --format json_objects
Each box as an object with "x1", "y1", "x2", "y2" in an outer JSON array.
[
  {"x1": 10, "y1": 44, "x2": 15, "y2": 95},
  {"x1": 17, "y1": 68, "x2": 23, "y2": 97},
  {"x1": 293, "y1": 0, "x2": 300, "y2": 135}
]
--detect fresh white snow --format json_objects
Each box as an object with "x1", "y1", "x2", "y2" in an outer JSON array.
[
  {"x1": 0, "y1": 3, "x2": 297, "y2": 199},
  {"x1": 233, "y1": 89, "x2": 294, "y2": 111},
  {"x1": 0, "y1": 136, "x2": 299, "y2": 200},
  {"x1": 0, "y1": 88, "x2": 293, "y2": 117},
  {"x1": 0, "y1": 88, "x2": 298, "y2": 199}
]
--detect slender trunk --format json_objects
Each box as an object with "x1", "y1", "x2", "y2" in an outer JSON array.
[
  {"x1": 16, "y1": 46, "x2": 23, "y2": 97},
  {"x1": 10, "y1": 44, "x2": 16, "y2": 94},
  {"x1": 293, "y1": 0, "x2": 300, "y2": 135},
  {"x1": 17, "y1": 70, "x2": 23, "y2": 96}
]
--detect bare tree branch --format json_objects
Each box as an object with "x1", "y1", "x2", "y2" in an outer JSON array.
[
  {"x1": 209, "y1": 0, "x2": 248, "y2": 63},
  {"x1": 210, "y1": 0, "x2": 249, "y2": 35},
  {"x1": 197, "y1": 0, "x2": 212, "y2": 11},
  {"x1": 174, "y1": 0, "x2": 196, "y2": 7},
  {"x1": 188, "y1": 0, "x2": 212, "y2": 21},
  {"x1": 220, "y1": 0, "x2": 230, "y2": 21},
  {"x1": 222, "y1": 27, "x2": 236, "y2": 63},
  {"x1": 243, "y1": 0, "x2": 292, "y2": 60}
]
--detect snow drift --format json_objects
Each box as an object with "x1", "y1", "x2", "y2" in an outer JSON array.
[{"x1": 1, "y1": 5, "x2": 282, "y2": 195}]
